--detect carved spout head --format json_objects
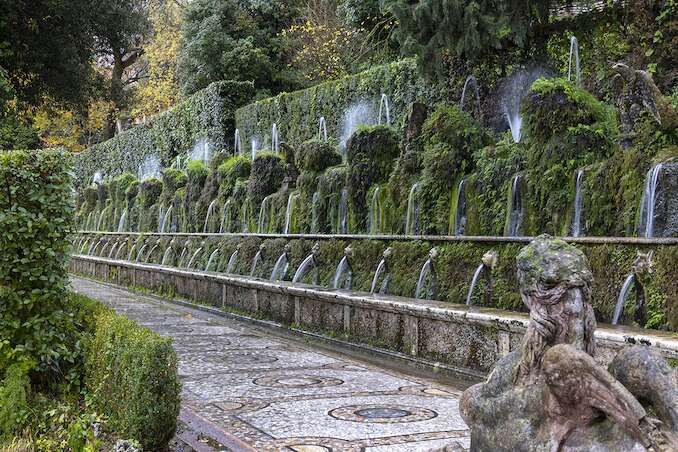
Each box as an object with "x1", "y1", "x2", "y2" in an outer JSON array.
[
  {"x1": 311, "y1": 242, "x2": 321, "y2": 255},
  {"x1": 344, "y1": 245, "x2": 354, "y2": 257},
  {"x1": 383, "y1": 247, "x2": 393, "y2": 259},
  {"x1": 429, "y1": 247, "x2": 439, "y2": 260},
  {"x1": 259, "y1": 243, "x2": 266, "y2": 251},
  {"x1": 482, "y1": 250, "x2": 498, "y2": 269},
  {"x1": 283, "y1": 243, "x2": 291, "y2": 253},
  {"x1": 632, "y1": 250, "x2": 654, "y2": 275}
]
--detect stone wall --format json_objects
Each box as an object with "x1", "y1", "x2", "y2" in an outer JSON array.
[{"x1": 69, "y1": 254, "x2": 678, "y2": 379}]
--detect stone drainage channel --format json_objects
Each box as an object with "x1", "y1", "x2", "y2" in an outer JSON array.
[{"x1": 71, "y1": 277, "x2": 473, "y2": 452}]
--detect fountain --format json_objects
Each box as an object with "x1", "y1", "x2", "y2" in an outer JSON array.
[
  {"x1": 460, "y1": 75, "x2": 481, "y2": 117},
  {"x1": 161, "y1": 246, "x2": 174, "y2": 266},
  {"x1": 505, "y1": 175, "x2": 525, "y2": 237},
  {"x1": 415, "y1": 248, "x2": 438, "y2": 300},
  {"x1": 405, "y1": 182, "x2": 421, "y2": 235},
  {"x1": 92, "y1": 171, "x2": 103, "y2": 185},
  {"x1": 612, "y1": 251, "x2": 652, "y2": 325},
  {"x1": 126, "y1": 244, "x2": 137, "y2": 262},
  {"x1": 225, "y1": 247, "x2": 240, "y2": 274},
  {"x1": 370, "y1": 247, "x2": 392, "y2": 294},
  {"x1": 503, "y1": 103, "x2": 523, "y2": 143},
  {"x1": 270, "y1": 245, "x2": 291, "y2": 281},
  {"x1": 251, "y1": 137, "x2": 258, "y2": 160},
  {"x1": 117, "y1": 208, "x2": 128, "y2": 233},
  {"x1": 88, "y1": 239, "x2": 102, "y2": 255},
  {"x1": 284, "y1": 192, "x2": 300, "y2": 234},
  {"x1": 97, "y1": 205, "x2": 111, "y2": 231},
  {"x1": 160, "y1": 205, "x2": 173, "y2": 233},
  {"x1": 219, "y1": 199, "x2": 232, "y2": 233},
  {"x1": 138, "y1": 154, "x2": 162, "y2": 181},
  {"x1": 339, "y1": 101, "x2": 373, "y2": 154},
  {"x1": 205, "y1": 248, "x2": 220, "y2": 272},
  {"x1": 90, "y1": 239, "x2": 104, "y2": 255},
  {"x1": 189, "y1": 138, "x2": 211, "y2": 163},
  {"x1": 113, "y1": 242, "x2": 127, "y2": 260},
  {"x1": 567, "y1": 36, "x2": 580, "y2": 85},
  {"x1": 177, "y1": 246, "x2": 188, "y2": 268},
  {"x1": 186, "y1": 244, "x2": 204, "y2": 269},
  {"x1": 638, "y1": 163, "x2": 663, "y2": 238},
  {"x1": 338, "y1": 188, "x2": 348, "y2": 234},
  {"x1": 571, "y1": 169, "x2": 585, "y2": 237},
  {"x1": 292, "y1": 242, "x2": 320, "y2": 285},
  {"x1": 203, "y1": 199, "x2": 218, "y2": 233},
  {"x1": 107, "y1": 241, "x2": 119, "y2": 259},
  {"x1": 612, "y1": 274, "x2": 636, "y2": 325},
  {"x1": 145, "y1": 240, "x2": 161, "y2": 263},
  {"x1": 332, "y1": 246, "x2": 353, "y2": 290},
  {"x1": 271, "y1": 123, "x2": 279, "y2": 153},
  {"x1": 234, "y1": 129, "x2": 242, "y2": 156},
  {"x1": 135, "y1": 242, "x2": 149, "y2": 262},
  {"x1": 499, "y1": 69, "x2": 544, "y2": 143},
  {"x1": 257, "y1": 195, "x2": 272, "y2": 233},
  {"x1": 465, "y1": 251, "x2": 497, "y2": 306},
  {"x1": 453, "y1": 179, "x2": 467, "y2": 235},
  {"x1": 368, "y1": 187, "x2": 381, "y2": 235},
  {"x1": 378, "y1": 93, "x2": 390, "y2": 126},
  {"x1": 310, "y1": 191, "x2": 320, "y2": 233},
  {"x1": 157, "y1": 204, "x2": 165, "y2": 233},
  {"x1": 250, "y1": 244, "x2": 265, "y2": 277},
  {"x1": 318, "y1": 116, "x2": 327, "y2": 142}
]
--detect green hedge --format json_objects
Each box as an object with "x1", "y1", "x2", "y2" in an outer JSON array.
[
  {"x1": 0, "y1": 148, "x2": 74, "y2": 380},
  {"x1": 78, "y1": 294, "x2": 180, "y2": 450},
  {"x1": 74, "y1": 80, "x2": 255, "y2": 188},
  {"x1": 234, "y1": 59, "x2": 439, "y2": 151}
]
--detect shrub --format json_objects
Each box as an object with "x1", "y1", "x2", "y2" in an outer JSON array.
[
  {"x1": 218, "y1": 155, "x2": 251, "y2": 200},
  {"x1": 0, "y1": 363, "x2": 30, "y2": 438},
  {"x1": 77, "y1": 294, "x2": 181, "y2": 450},
  {"x1": 0, "y1": 149, "x2": 75, "y2": 382}
]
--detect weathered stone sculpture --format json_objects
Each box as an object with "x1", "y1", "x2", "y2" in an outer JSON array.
[{"x1": 460, "y1": 235, "x2": 678, "y2": 451}]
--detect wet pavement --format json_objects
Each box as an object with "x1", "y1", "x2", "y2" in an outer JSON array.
[{"x1": 71, "y1": 277, "x2": 471, "y2": 451}]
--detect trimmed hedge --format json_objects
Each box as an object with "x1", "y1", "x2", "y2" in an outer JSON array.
[
  {"x1": 0, "y1": 148, "x2": 74, "y2": 379},
  {"x1": 76, "y1": 294, "x2": 180, "y2": 450},
  {"x1": 234, "y1": 59, "x2": 439, "y2": 152},
  {"x1": 74, "y1": 80, "x2": 254, "y2": 188}
]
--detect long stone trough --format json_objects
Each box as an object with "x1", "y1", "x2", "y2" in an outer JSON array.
[{"x1": 69, "y1": 254, "x2": 678, "y2": 379}]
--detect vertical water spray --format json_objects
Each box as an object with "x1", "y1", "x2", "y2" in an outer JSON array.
[
  {"x1": 378, "y1": 93, "x2": 390, "y2": 126},
  {"x1": 338, "y1": 188, "x2": 348, "y2": 234},
  {"x1": 567, "y1": 36, "x2": 581, "y2": 85},
  {"x1": 453, "y1": 179, "x2": 467, "y2": 235},
  {"x1": 506, "y1": 175, "x2": 524, "y2": 237},
  {"x1": 369, "y1": 186, "x2": 381, "y2": 235},
  {"x1": 638, "y1": 163, "x2": 663, "y2": 238},
  {"x1": 460, "y1": 75, "x2": 481, "y2": 117},
  {"x1": 284, "y1": 192, "x2": 300, "y2": 234},
  {"x1": 271, "y1": 123, "x2": 279, "y2": 153},
  {"x1": 405, "y1": 182, "x2": 421, "y2": 235},
  {"x1": 572, "y1": 170, "x2": 585, "y2": 237},
  {"x1": 234, "y1": 129, "x2": 242, "y2": 156},
  {"x1": 318, "y1": 116, "x2": 328, "y2": 142},
  {"x1": 503, "y1": 103, "x2": 522, "y2": 143}
]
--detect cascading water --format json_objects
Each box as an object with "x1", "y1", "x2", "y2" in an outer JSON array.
[
  {"x1": 503, "y1": 103, "x2": 523, "y2": 143},
  {"x1": 310, "y1": 191, "x2": 320, "y2": 233},
  {"x1": 138, "y1": 154, "x2": 162, "y2": 181},
  {"x1": 186, "y1": 247, "x2": 203, "y2": 269},
  {"x1": 117, "y1": 208, "x2": 128, "y2": 233},
  {"x1": 161, "y1": 247, "x2": 174, "y2": 266},
  {"x1": 405, "y1": 182, "x2": 421, "y2": 235},
  {"x1": 338, "y1": 188, "x2": 348, "y2": 234},
  {"x1": 506, "y1": 175, "x2": 524, "y2": 237},
  {"x1": 271, "y1": 123, "x2": 279, "y2": 153},
  {"x1": 251, "y1": 138, "x2": 258, "y2": 160},
  {"x1": 189, "y1": 138, "x2": 211, "y2": 164},
  {"x1": 415, "y1": 250, "x2": 437, "y2": 300},
  {"x1": 453, "y1": 179, "x2": 467, "y2": 235},
  {"x1": 145, "y1": 244, "x2": 160, "y2": 263},
  {"x1": 250, "y1": 247, "x2": 264, "y2": 277},
  {"x1": 258, "y1": 195, "x2": 272, "y2": 233},
  {"x1": 205, "y1": 249, "x2": 220, "y2": 272},
  {"x1": 284, "y1": 192, "x2": 300, "y2": 234},
  {"x1": 270, "y1": 251, "x2": 289, "y2": 281},
  {"x1": 135, "y1": 244, "x2": 148, "y2": 262},
  {"x1": 567, "y1": 36, "x2": 581, "y2": 85},
  {"x1": 332, "y1": 255, "x2": 353, "y2": 290},
  {"x1": 368, "y1": 187, "x2": 381, "y2": 235},
  {"x1": 638, "y1": 163, "x2": 663, "y2": 238},
  {"x1": 460, "y1": 75, "x2": 481, "y2": 117},
  {"x1": 226, "y1": 249, "x2": 239, "y2": 274},
  {"x1": 612, "y1": 274, "x2": 636, "y2": 325},
  {"x1": 572, "y1": 169, "x2": 585, "y2": 237},
  {"x1": 465, "y1": 264, "x2": 486, "y2": 306},
  {"x1": 378, "y1": 93, "x2": 390, "y2": 126},
  {"x1": 160, "y1": 206, "x2": 173, "y2": 233},
  {"x1": 292, "y1": 252, "x2": 319, "y2": 285},
  {"x1": 370, "y1": 259, "x2": 389, "y2": 294},
  {"x1": 339, "y1": 101, "x2": 373, "y2": 155},
  {"x1": 219, "y1": 199, "x2": 232, "y2": 233},
  {"x1": 203, "y1": 199, "x2": 218, "y2": 233},
  {"x1": 234, "y1": 129, "x2": 242, "y2": 156},
  {"x1": 318, "y1": 116, "x2": 328, "y2": 142}
]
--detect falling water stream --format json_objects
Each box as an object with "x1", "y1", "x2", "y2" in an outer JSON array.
[
  {"x1": 405, "y1": 182, "x2": 421, "y2": 235},
  {"x1": 568, "y1": 36, "x2": 581, "y2": 85},
  {"x1": 333, "y1": 255, "x2": 353, "y2": 290},
  {"x1": 466, "y1": 264, "x2": 486, "y2": 306},
  {"x1": 612, "y1": 274, "x2": 636, "y2": 325},
  {"x1": 205, "y1": 249, "x2": 220, "y2": 272},
  {"x1": 460, "y1": 75, "x2": 481, "y2": 117},
  {"x1": 203, "y1": 199, "x2": 218, "y2": 233},
  {"x1": 292, "y1": 253, "x2": 318, "y2": 284},
  {"x1": 270, "y1": 252, "x2": 289, "y2": 281},
  {"x1": 639, "y1": 163, "x2": 663, "y2": 238},
  {"x1": 318, "y1": 116, "x2": 327, "y2": 142},
  {"x1": 572, "y1": 170, "x2": 585, "y2": 237},
  {"x1": 453, "y1": 179, "x2": 467, "y2": 235},
  {"x1": 378, "y1": 94, "x2": 390, "y2": 126},
  {"x1": 186, "y1": 247, "x2": 203, "y2": 269},
  {"x1": 226, "y1": 250, "x2": 239, "y2": 274}
]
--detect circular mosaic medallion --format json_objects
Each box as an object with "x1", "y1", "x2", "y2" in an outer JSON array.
[
  {"x1": 328, "y1": 404, "x2": 437, "y2": 424},
  {"x1": 253, "y1": 375, "x2": 343, "y2": 388},
  {"x1": 222, "y1": 351, "x2": 278, "y2": 365}
]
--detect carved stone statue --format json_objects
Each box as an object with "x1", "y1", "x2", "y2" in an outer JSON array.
[{"x1": 460, "y1": 235, "x2": 678, "y2": 451}]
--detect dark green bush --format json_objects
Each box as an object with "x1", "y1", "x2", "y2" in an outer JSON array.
[
  {"x1": 247, "y1": 153, "x2": 285, "y2": 205},
  {"x1": 218, "y1": 155, "x2": 251, "y2": 200},
  {"x1": 294, "y1": 140, "x2": 342, "y2": 172},
  {"x1": 79, "y1": 295, "x2": 180, "y2": 450},
  {"x1": 0, "y1": 149, "x2": 75, "y2": 381}
]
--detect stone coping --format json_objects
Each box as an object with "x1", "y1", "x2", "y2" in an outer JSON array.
[
  {"x1": 71, "y1": 254, "x2": 678, "y2": 355},
  {"x1": 73, "y1": 231, "x2": 678, "y2": 246}
]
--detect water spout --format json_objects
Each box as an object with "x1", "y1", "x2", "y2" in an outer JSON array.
[
  {"x1": 310, "y1": 191, "x2": 320, "y2": 233},
  {"x1": 612, "y1": 274, "x2": 635, "y2": 325},
  {"x1": 258, "y1": 195, "x2": 272, "y2": 233},
  {"x1": 226, "y1": 249, "x2": 239, "y2": 274},
  {"x1": 250, "y1": 245, "x2": 265, "y2": 277},
  {"x1": 567, "y1": 36, "x2": 581, "y2": 85},
  {"x1": 453, "y1": 179, "x2": 467, "y2": 235},
  {"x1": 161, "y1": 247, "x2": 174, "y2": 266},
  {"x1": 318, "y1": 116, "x2": 328, "y2": 142},
  {"x1": 234, "y1": 129, "x2": 243, "y2": 156},
  {"x1": 572, "y1": 169, "x2": 585, "y2": 237},
  {"x1": 271, "y1": 123, "x2": 279, "y2": 153},
  {"x1": 145, "y1": 243, "x2": 160, "y2": 263},
  {"x1": 415, "y1": 248, "x2": 438, "y2": 300},
  {"x1": 292, "y1": 242, "x2": 320, "y2": 285},
  {"x1": 160, "y1": 206, "x2": 173, "y2": 233},
  {"x1": 177, "y1": 246, "x2": 188, "y2": 267},
  {"x1": 251, "y1": 138, "x2": 258, "y2": 160},
  {"x1": 186, "y1": 246, "x2": 203, "y2": 269},
  {"x1": 219, "y1": 199, "x2": 232, "y2": 233},
  {"x1": 405, "y1": 182, "x2": 421, "y2": 235},
  {"x1": 333, "y1": 247, "x2": 354, "y2": 290},
  {"x1": 506, "y1": 175, "x2": 524, "y2": 237},
  {"x1": 203, "y1": 199, "x2": 218, "y2": 233},
  {"x1": 370, "y1": 248, "x2": 392, "y2": 294},
  {"x1": 284, "y1": 192, "x2": 300, "y2": 234},
  {"x1": 466, "y1": 251, "x2": 497, "y2": 306},
  {"x1": 502, "y1": 103, "x2": 522, "y2": 143},
  {"x1": 460, "y1": 75, "x2": 481, "y2": 117},
  {"x1": 205, "y1": 249, "x2": 220, "y2": 272},
  {"x1": 369, "y1": 187, "x2": 381, "y2": 235},
  {"x1": 136, "y1": 243, "x2": 149, "y2": 262},
  {"x1": 378, "y1": 93, "x2": 390, "y2": 126},
  {"x1": 117, "y1": 208, "x2": 128, "y2": 233},
  {"x1": 638, "y1": 163, "x2": 663, "y2": 238},
  {"x1": 338, "y1": 188, "x2": 348, "y2": 234},
  {"x1": 127, "y1": 244, "x2": 137, "y2": 262},
  {"x1": 270, "y1": 246, "x2": 290, "y2": 281}
]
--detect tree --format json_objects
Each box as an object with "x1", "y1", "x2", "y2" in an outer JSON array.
[{"x1": 177, "y1": 0, "x2": 301, "y2": 97}]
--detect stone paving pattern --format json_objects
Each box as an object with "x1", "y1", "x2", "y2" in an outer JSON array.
[{"x1": 71, "y1": 277, "x2": 470, "y2": 451}]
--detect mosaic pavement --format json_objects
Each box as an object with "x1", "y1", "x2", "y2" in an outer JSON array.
[{"x1": 71, "y1": 277, "x2": 471, "y2": 451}]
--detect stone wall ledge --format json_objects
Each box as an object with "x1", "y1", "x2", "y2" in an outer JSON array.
[{"x1": 70, "y1": 254, "x2": 678, "y2": 376}]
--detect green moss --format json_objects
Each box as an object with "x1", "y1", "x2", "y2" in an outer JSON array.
[
  {"x1": 217, "y1": 156, "x2": 251, "y2": 201},
  {"x1": 247, "y1": 153, "x2": 285, "y2": 205},
  {"x1": 294, "y1": 139, "x2": 342, "y2": 172}
]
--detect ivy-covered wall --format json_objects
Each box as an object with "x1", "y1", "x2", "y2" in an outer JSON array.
[
  {"x1": 234, "y1": 59, "x2": 440, "y2": 152},
  {"x1": 74, "y1": 80, "x2": 254, "y2": 188}
]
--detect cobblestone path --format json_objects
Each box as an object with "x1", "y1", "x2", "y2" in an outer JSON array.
[{"x1": 71, "y1": 277, "x2": 471, "y2": 452}]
